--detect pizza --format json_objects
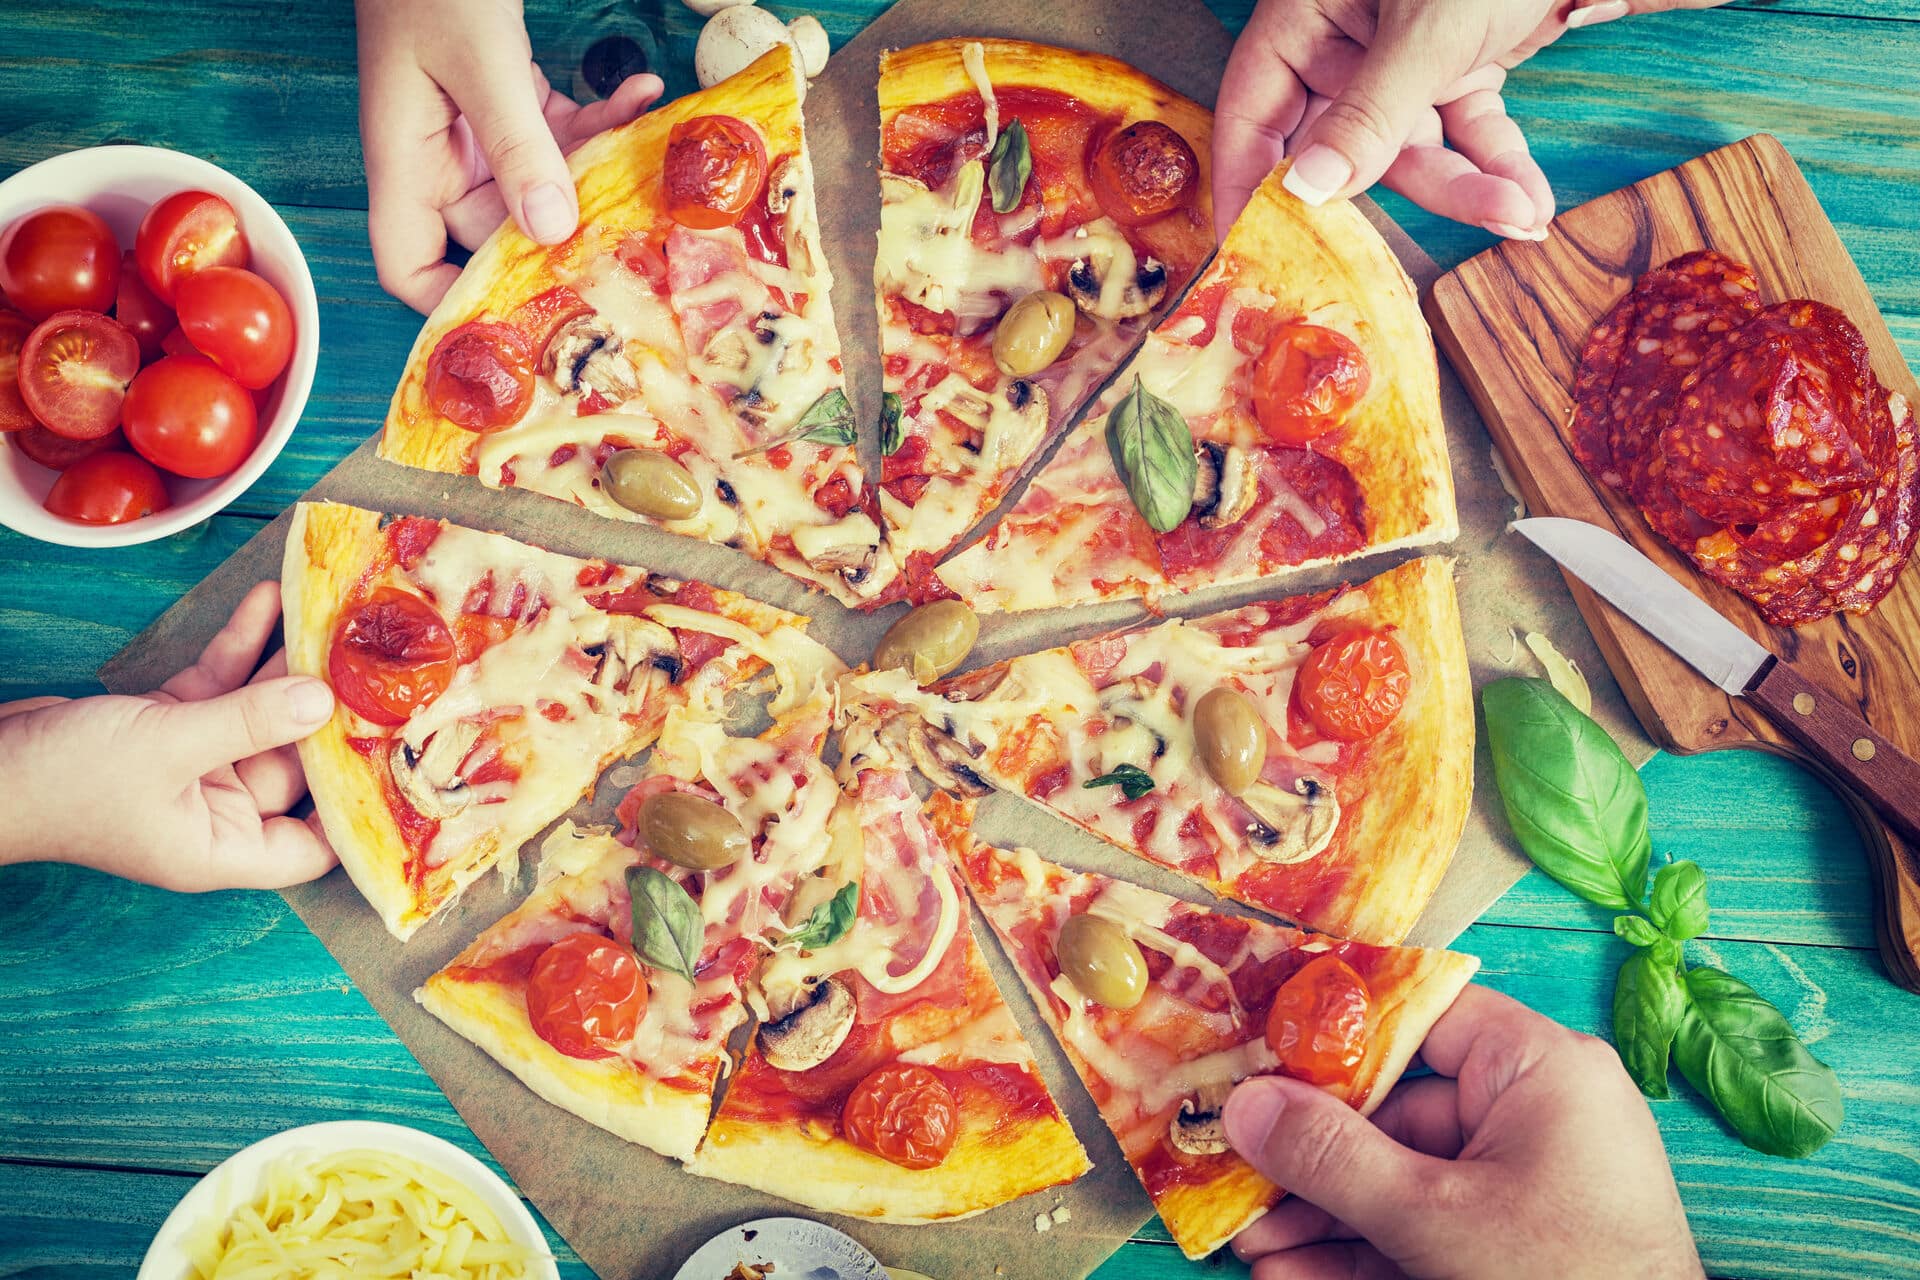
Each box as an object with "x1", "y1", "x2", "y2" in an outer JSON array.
[
  {"x1": 377, "y1": 46, "x2": 900, "y2": 605},
  {"x1": 944, "y1": 803, "x2": 1478, "y2": 1260},
  {"x1": 690, "y1": 758, "x2": 1090, "y2": 1221},
  {"x1": 840, "y1": 555, "x2": 1472, "y2": 944},
  {"x1": 933, "y1": 158, "x2": 1454, "y2": 612},
  {"x1": 283, "y1": 500, "x2": 841, "y2": 939},
  {"x1": 870, "y1": 38, "x2": 1215, "y2": 603}
]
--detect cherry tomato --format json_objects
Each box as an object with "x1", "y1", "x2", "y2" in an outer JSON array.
[
  {"x1": 663, "y1": 116, "x2": 768, "y2": 230},
  {"x1": 840, "y1": 1064, "x2": 959, "y2": 1170},
  {"x1": 121, "y1": 354, "x2": 257, "y2": 478},
  {"x1": 327, "y1": 586, "x2": 457, "y2": 726},
  {"x1": 18, "y1": 310, "x2": 140, "y2": 440},
  {"x1": 426, "y1": 321, "x2": 535, "y2": 431},
  {"x1": 173, "y1": 266, "x2": 294, "y2": 389},
  {"x1": 508, "y1": 285, "x2": 592, "y2": 361},
  {"x1": 1089, "y1": 121, "x2": 1199, "y2": 226},
  {"x1": 1251, "y1": 323, "x2": 1370, "y2": 445},
  {"x1": 11, "y1": 424, "x2": 122, "y2": 470},
  {"x1": 1264, "y1": 953, "x2": 1371, "y2": 1087},
  {"x1": 525, "y1": 933, "x2": 648, "y2": 1060},
  {"x1": 1294, "y1": 627, "x2": 1411, "y2": 741},
  {"x1": 0, "y1": 310, "x2": 35, "y2": 432},
  {"x1": 134, "y1": 190, "x2": 249, "y2": 302},
  {"x1": 0, "y1": 205, "x2": 121, "y2": 320},
  {"x1": 42, "y1": 450, "x2": 170, "y2": 525},
  {"x1": 159, "y1": 326, "x2": 198, "y2": 358},
  {"x1": 114, "y1": 251, "x2": 174, "y2": 361}
]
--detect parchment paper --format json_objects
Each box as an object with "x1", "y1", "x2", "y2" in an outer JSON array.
[{"x1": 100, "y1": 1, "x2": 1652, "y2": 1276}]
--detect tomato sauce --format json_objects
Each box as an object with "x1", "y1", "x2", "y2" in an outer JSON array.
[{"x1": 443, "y1": 940, "x2": 551, "y2": 986}]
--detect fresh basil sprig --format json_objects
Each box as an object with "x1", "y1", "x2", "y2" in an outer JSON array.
[
  {"x1": 1106, "y1": 379, "x2": 1196, "y2": 533},
  {"x1": 1482, "y1": 676, "x2": 1841, "y2": 1159},
  {"x1": 785, "y1": 881, "x2": 860, "y2": 951},
  {"x1": 732, "y1": 388, "x2": 857, "y2": 458},
  {"x1": 1084, "y1": 763, "x2": 1155, "y2": 800},
  {"x1": 988, "y1": 119, "x2": 1032, "y2": 214},
  {"x1": 627, "y1": 865, "x2": 705, "y2": 983},
  {"x1": 879, "y1": 391, "x2": 904, "y2": 457}
]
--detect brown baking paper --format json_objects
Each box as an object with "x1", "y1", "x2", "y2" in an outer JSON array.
[{"x1": 100, "y1": 1, "x2": 1651, "y2": 1275}]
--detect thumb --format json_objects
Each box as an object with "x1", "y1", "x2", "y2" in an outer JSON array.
[
  {"x1": 457, "y1": 60, "x2": 579, "y2": 244},
  {"x1": 160, "y1": 677, "x2": 335, "y2": 778}
]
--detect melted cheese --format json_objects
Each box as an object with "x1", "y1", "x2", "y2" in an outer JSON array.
[
  {"x1": 1048, "y1": 975, "x2": 1278, "y2": 1116},
  {"x1": 897, "y1": 1003, "x2": 1033, "y2": 1068},
  {"x1": 876, "y1": 163, "x2": 1044, "y2": 315},
  {"x1": 961, "y1": 41, "x2": 998, "y2": 149},
  {"x1": 641, "y1": 603, "x2": 843, "y2": 714},
  {"x1": 1035, "y1": 218, "x2": 1144, "y2": 321}
]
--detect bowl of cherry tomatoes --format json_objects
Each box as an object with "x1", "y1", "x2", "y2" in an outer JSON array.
[{"x1": 0, "y1": 145, "x2": 318, "y2": 547}]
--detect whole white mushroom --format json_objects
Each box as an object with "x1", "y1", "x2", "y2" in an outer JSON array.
[
  {"x1": 680, "y1": 0, "x2": 754, "y2": 17},
  {"x1": 694, "y1": 4, "x2": 794, "y2": 89},
  {"x1": 786, "y1": 15, "x2": 830, "y2": 78}
]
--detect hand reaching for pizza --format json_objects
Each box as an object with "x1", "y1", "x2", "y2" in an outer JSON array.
[
  {"x1": 0, "y1": 582, "x2": 339, "y2": 893},
  {"x1": 1213, "y1": 0, "x2": 1731, "y2": 238},
  {"x1": 355, "y1": 0, "x2": 666, "y2": 312},
  {"x1": 1224, "y1": 984, "x2": 1705, "y2": 1280}
]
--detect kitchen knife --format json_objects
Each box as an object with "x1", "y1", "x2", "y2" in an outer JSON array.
[{"x1": 1514, "y1": 517, "x2": 1920, "y2": 848}]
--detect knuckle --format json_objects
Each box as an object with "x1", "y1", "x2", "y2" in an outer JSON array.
[{"x1": 1276, "y1": 1102, "x2": 1355, "y2": 1186}]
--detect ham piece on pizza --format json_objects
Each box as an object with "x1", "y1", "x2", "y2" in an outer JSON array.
[
  {"x1": 842, "y1": 556, "x2": 1472, "y2": 944},
  {"x1": 283, "y1": 500, "x2": 840, "y2": 940},
  {"x1": 948, "y1": 808, "x2": 1478, "y2": 1260},
  {"x1": 378, "y1": 46, "x2": 900, "y2": 605},
  {"x1": 871, "y1": 38, "x2": 1214, "y2": 603},
  {"x1": 934, "y1": 159, "x2": 1455, "y2": 612}
]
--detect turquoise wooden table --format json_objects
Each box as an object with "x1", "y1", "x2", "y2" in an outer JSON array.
[{"x1": 3, "y1": 3, "x2": 1917, "y2": 1277}]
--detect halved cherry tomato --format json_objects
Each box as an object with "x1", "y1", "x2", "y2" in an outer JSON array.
[
  {"x1": 18, "y1": 310, "x2": 140, "y2": 440},
  {"x1": 508, "y1": 285, "x2": 592, "y2": 361},
  {"x1": 1251, "y1": 323, "x2": 1370, "y2": 445},
  {"x1": 663, "y1": 115, "x2": 768, "y2": 230},
  {"x1": 0, "y1": 310, "x2": 35, "y2": 432},
  {"x1": 11, "y1": 424, "x2": 122, "y2": 470},
  {"x1": 526, "y1": 933, "x2": 648, "y2": 1060},
  {"x1": 1294, "y1": 627, "x2": 1410, "y2": 741},
  {"x1": 43, "y1": 450, "x2": 170, "y2": 525},
  {"x1": 426, "y1": 321, "x2": 535, "y2": 431},
  {"x1": 327, "y1": 586, "x2": 456, "y2": 726},
  {"x1": 173, "y1": 266, "x2": 293, "y2": 389},
  {"x1": 122, "y1": 354, "x2": 257, "y2": 478},
  {"x1": 1089, "y1": 121, "x2": 1199, "y2": 226},
  {"x1": 0, "y1": 205, "x2": 121, "y2": 319},
  {"x1": 1264, "y1": 953, "x2": 1371, "y2": 1086},
  {"x1": 114, "y1": 251, "x2": 174, "y2": 361},
  {"x1": 135, "y1": 191, "x2": 250, "y2": 303},
  {"x1": 840, "y1": 1064, "x2": 959, "y2": 1170}
]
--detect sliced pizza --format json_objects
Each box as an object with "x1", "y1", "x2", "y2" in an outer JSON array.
[
  {"x1": 415, "y1": 695, "x2": 846, "y2": 1163},
  {"x1": 841, "y1": 555, "x2": 1471, "y2": 944},
  {"x1": 378, "y1": 46, "x2": 898, "y2": 605},
  {"x1": 947, "y1": 810, "x2": 1478, "y2": 1260},
  {"x1": 934, "y1": 159, "x2": 1454, "y2": 612},
  {"x1": 690, "y1": 760, "x2": 1090, "y2": 1221},
  {"x1": 283, "y1": 500, "x2": 840, "y2": 939},
  {"x1": 871, "y1": 38, "x2": 1214, "y2": 602}
]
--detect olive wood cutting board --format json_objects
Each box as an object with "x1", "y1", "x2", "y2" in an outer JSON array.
[{"x1": 1425, "y1": 133, "x2": 1920, "y2": 992}]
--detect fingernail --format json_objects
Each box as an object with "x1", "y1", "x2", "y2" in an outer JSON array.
[
  {"x1": 1223, "y1": 1078, "x2": 1287, "y2": 1153},
  {"x1": 1567, "y1": 0, "x2": 1630, "y2": 28},
  {"x1": 522, "y1": 182, "x2": 576, "y2": 244},
  {"x1": 287, "y1": 679, "x2": 334, "y2": 724},
  {"x1": 1486, "y1": 221, "x2": 1539, "y2": 241},
  {"x1": 1282, "y1": 146, "x2": 1354, "y2": 207}
]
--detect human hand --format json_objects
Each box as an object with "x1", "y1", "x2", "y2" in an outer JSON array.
[
  {"x1": 355, "y1": 0, "x2": 666, "y2": 311},
  {"x1": 1224, "y1": 984, "x2": 1704, "y2": 1279},
  {"x1": 1213, "y1": 0, "x2": 1731, "y2": 238},
  {"x1": 0, "y1": 582, "x2": 339, "y2": 892}
]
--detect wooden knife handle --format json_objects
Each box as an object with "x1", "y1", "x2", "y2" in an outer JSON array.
[{"x1": 1747, "y1": 659, "x2": 1920, "y2": 849}]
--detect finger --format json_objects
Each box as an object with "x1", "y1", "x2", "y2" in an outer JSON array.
[
  {"x1": 1250, "y1": 1241, "x2": 1408, "y2": 1280},
  {"x1": 230, "y1": 814, "x2": 339, "y2": 890},
  {"x1": 454, "y1": 57, "x2": 580, "y2": 244},
  {"x1": 556, "y1": 74, "x2": 666, "y2": 151},
  {"x1": 1379, "y1": 144, "x2": 1542, "y2": 236},
  {"x1": 0, "y1": 695, "x2": 69, "y2": 722},
  {"x1": 443, "y1": 182, "x2": 511, "y2": 253},
  {"x1": 157, "y1": 676, "x2": 335, "y2": 780},
  {"x1": 236, "y1": 746, "x2": 308, "y2": 818},
  {"x1": 160, "y1": 581, "x2": 281, "y2": 702},
  {"x1": 1233, "y1": 1198, "x2": 1352, "y2": 1261},
  {"x1": 1211, "y1": 17, "x2": 1312, "y2": 235},
  {"x1": 367, "y1": 184, "x2": 464, "y2": 312},
  {"x1": 1413, "y1": 983, "x2": 1562, "y2": 1080},
  {"x1": 1438, "y1": 89, "x2": 1554, "y2": 227},
  {"x1": 1366, "y1": 1076, "x2": 1468, "y2": 1159}
]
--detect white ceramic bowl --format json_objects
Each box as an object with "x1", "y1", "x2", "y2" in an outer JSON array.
[
  {"x1": 0, "y1": 144, "x2": 319, "y2": 548},
  {"x1": 135, "y1": 1120, "x2": 560, "y2": 1280}
]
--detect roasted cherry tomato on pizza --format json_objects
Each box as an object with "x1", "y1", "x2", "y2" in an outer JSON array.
[
  {"x1": 17, "y1": 309, "x2": 140, "y2": 440},
  {"x1": 135, "y1": 189, "x2": 249, "y2": 302},
  {"x1": 1089, "y1": 121, "x2": 1198, "y2": 226},
  {"x1": 1252, "y1": 322, "x2": 1370, "y2": 445},
  {"x1": 664, "y1": 115, "x2": 768, "y2": 230},
  {"x1": 427, "y1": 321, "x2": 536, "y2": 431},
  {"x1": 328, "y1": 587, "x2": 458, "y2": 726},
  {"x1": 526, "y1": 933, "x2": 648, "y2": 1060},
  {"x1": 1265, "y1": 953, "x2": 1371, "y2": 1086},
  {"x1": 43, "y1": 450, "x2": 170, "y2": 525},
  {"x1": 840, "y1": 1064, "x2": 959, "y2": 1170},
  {"x1": 173, "y1": 265, "x2": 294, "y2": 389},
  {"x1": 0, "y1": 204, "x2": 121, "y2": 319},
  {"x1": 122, "y1": 354, "x2": 257, "y2": 478},
  {"x1": 1294, "y1": 627, "x2": 1410, "y2": 742}
]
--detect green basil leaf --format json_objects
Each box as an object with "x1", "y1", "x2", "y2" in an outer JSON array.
[
  {"x1": 785, "y1": 881, "x2": 860, "y2": 951},
  {"x1": 1671, "y1": 966, "x2": 1843, "y2": 1158},
  {"x1": 1482, "y1": 677, "x2": 1652, "y2": 910},
  {"x1": 879, "y1": 391, "x2": 904, "y2": 457},
  {"x1": 1612, "y1": 947, "x2": 1689, "y2": 1098},
  {"x1": 1650, "y1": 860, "x2": 1709, "y2": 941},
  {"x1": 626, "y1": 865, "x2": 704, "y2": 984},
  {"x1": 1614, "y1": 915, "x2": 1665, "y2": 949},
  {"x1": 1084, "y1": 763, "x2": 1156, "y2": 800},
  {"x1": 988, "y1": 119, "x2": 1032, "y2": 214},
  {"x1": 795, "y1": 387, "x2": 857, "y2": 447},
  {"x1": 1106, "y1": 379, "x2": 1196, "y2": 533}
]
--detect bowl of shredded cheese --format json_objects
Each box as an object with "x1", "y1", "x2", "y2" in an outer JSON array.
[{"x1": 136, "y1": 1120, "x2": 557, "y2": 1280}]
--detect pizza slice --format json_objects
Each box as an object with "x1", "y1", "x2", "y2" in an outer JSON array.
[
  {"x1": 284, "y1": 500, "x2": 841, "y2": 939},
  {"x1": 947, "y1": 808, "x2": 1478, "y2": 1260},
  {"x1": 841, "y1": 556, "x2": 1471, "y2": 944},
  {"x1": 689, "y1": 755, "x2": 1090, "y2": 1221},
  {"x1": 870, "y1": 38, "x2": 1214, "y2": 603},
  {"x1": 415, "y1": 695, "x2": 846, "y2": 1162},
  {"x1": 934, "y1": 159, "x2": 1454, "y2": 612},
  {"x1": 378, "y1": 46, "x2": 898, "y2": 605}
]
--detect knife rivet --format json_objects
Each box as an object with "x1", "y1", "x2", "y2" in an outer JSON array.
[
  {"x1": 1853, "y1": 738, "x2": 1876, "y2": 762},
  {"x1": 1793, "y1": 693, "x2": 1816, "y2": 716}
]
